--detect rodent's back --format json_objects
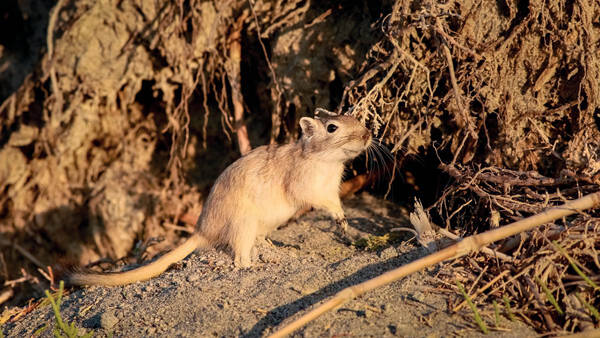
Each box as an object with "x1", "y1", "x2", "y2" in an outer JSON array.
[{"x1": 197, "y1": 143, "x2": 302, "y2": 241}]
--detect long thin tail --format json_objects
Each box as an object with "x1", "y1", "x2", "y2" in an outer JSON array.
[{"x1": 68, "y1": 233, "x2": 209, "y2": 286}]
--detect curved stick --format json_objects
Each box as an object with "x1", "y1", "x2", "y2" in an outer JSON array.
[{"x1": 269, "y1": 191, "x2": 600, "y2": 337}]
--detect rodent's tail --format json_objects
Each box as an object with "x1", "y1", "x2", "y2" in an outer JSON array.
[{"x1": 68, "y1": 233, "x2": 209, "y2": 286}]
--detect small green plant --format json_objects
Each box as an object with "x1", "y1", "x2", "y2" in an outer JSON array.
[
  {"x1": 33, "y1": 324, "x2": 48, "y2": 336},
  {"x1": 534, "y1": 275, "x2": 563, "y2": 315},
  {"x1": 457, "y1": 281, "x2": 488, "y2": 334},
  {"x1": 354, "y1": 234, "x2": 391, "y2": 250},
  {"x1": 502, "y1": 295, "x2": 516, "y2": 321},
  {"x1": 575, "y1": 292, "x2": 600, "y2": 321},
  {"x1": 552, "y1": 241, "x2": 599, "y2": 291},
  {"x1": 45, "y1": 281, "x2": 92, "y2": 338},
  {"x1": 353, "y1": 232, "x2": 405, "y2": 251},
  {"x1": 493, "y1": 300, "x2": 500, "y2": 326}
]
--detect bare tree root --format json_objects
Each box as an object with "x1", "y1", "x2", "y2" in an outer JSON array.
[
  {"x1": 227, "y1": 12, "x2": 252, "y2": 155},
  {"x1": 0, "y1": 289, "x2": 14, "y2": 306},
  {"x1": 270, "y1": 191, "x2": 600, "y2": 337}
]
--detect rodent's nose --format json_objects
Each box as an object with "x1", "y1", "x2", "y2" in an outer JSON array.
[{"x1": 362, "y1": 132, "x2": 371, "y2": 141}]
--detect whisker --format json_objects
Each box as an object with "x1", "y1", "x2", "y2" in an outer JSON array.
[
  {"x1": 370, "y1": 148, "x2": 383, "y2": 175},
  {"x1": 367, "y1": 147, "x2": 381, "y2": 177},
  {"x1": 373, "y1": 140, "x2": 394, "y2": 160},
  {"x1": 372, "y1": 145, "x2": 390, "y2": 180}
]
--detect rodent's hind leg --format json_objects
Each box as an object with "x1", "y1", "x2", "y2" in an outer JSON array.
[
  {"x1": 250, "y1": 235, "x2": 265, "y2": 262},
  {"x1": 234, "y1": 252, "x2": 252, "y2": 268},
  {"x1": 233, "y1": 244, "x2": 253, "y2": 268},
  {"x1": 231, "y1": 222, "x2": 257, "y2": 268}
]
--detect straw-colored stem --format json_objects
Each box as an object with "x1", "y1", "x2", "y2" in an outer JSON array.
[
  {"x1": 454, "y1": 269, "x2": 510, "y2": 312},
  {"x1": 269, "y1": 191, "x2": 600, "y2": 337}
]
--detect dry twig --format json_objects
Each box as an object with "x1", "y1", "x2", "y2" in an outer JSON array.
[
  {"x1": 0, "y1": 288, "x2": 14, "y2": 306},
  {"x1": 270, "y1": 191, "x2": 600, "y2": 337}
]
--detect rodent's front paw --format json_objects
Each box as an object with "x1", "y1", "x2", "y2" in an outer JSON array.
[{"x1": 335, "y1": 217, "x2": 349, "y2": 233}]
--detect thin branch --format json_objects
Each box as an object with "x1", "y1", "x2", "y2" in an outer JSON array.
[
  {"x1": 438, "y1": 228, "x2": 513, "y2": 262},
  {"x1": 269, "y1": 191, "x2": 600, "y2": 337},
  {"x1": 441, "y1": 43, "x2": 476, "y2": 140},
  {"x1": 247, "y1": 0, "x2": 283, "y2": 112},
  {"x1": 47, "y1": 0, "x2": 66, "y2": 116},
  {"x1": 453, "y1": 270, "x2": 511, "y2": 312},
  {"x1": 227, "y1": 12, "x2": 252, "y2": 155}
]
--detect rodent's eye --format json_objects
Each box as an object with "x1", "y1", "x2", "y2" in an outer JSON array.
[{"x1": 327, "y1": 124, "x2": 338, "y2": 133}]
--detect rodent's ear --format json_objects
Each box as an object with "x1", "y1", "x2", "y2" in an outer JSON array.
[
  {"x1": 299, "y1": 117, "x2": 319, "y2": 138},
  {"x1": 314, "y1": 108, "x2": 337, "y2": 117}
]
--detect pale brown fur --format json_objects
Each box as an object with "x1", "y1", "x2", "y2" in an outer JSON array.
[{"x1": 69, "y1": 109, "x2": 371, "y2": 286}]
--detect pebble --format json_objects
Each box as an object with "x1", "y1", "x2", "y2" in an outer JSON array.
[
  {"x1": 379, "y1": 246, "x2": 397, "y2": 260},
  {"x1": 187, "y1": 274, "x2": 200, "y2": 282},
  {"x1": 100, "y1": 310, "x2": 119, "y2": 330},
  {"x1": 411, "y1": 291, "x2": 425, "y2": 302}
]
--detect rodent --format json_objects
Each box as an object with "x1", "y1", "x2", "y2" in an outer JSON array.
[{"x1": 68, "y1": 108, "x2": 372, "y2": 286}]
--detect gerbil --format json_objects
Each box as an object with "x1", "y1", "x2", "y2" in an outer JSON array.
[{"x1": 69, "y1": 108, "x2": 372, "y2": 286}]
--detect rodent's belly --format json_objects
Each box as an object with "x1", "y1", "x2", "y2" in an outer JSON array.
[{"x1": 257, "y1": 203, "x2": 298, "y2": 236}]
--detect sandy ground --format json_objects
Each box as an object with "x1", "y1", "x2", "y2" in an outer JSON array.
[{"x1": 3, "y1": 193, "x2": 534, "y2": 337}]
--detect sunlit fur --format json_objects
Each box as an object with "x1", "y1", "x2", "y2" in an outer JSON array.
[{"x1": 69, "y1": 113, "x2": 371, "y2": 286}]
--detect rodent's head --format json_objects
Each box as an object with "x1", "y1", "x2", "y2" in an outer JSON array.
[{"x1": 299, "y1": 108, "x2": 372, "y2": 161}]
